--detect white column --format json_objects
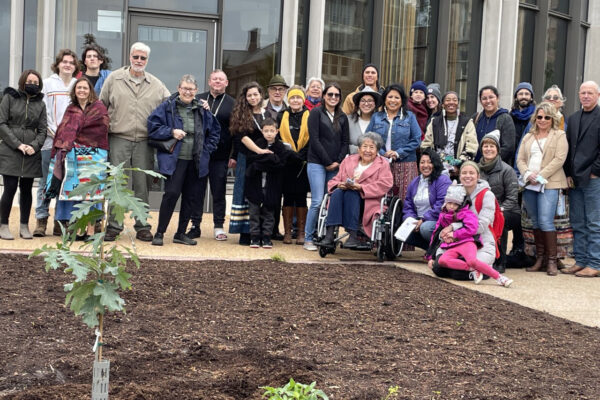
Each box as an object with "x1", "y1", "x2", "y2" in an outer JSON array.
[
  {"x1": 41, "y1": 0, "x2": 56, "y2": 79},
  {"x1": 585, "y1": 0, "x2": 600, "y2": 85},
  {"x1": 280, "y1": 0, "x2": 298, "y2": 86},
  {"x1": 497, "y1": 0, "x2": 519, "y2": 109},
  {"x1": 477, "y1": 0, "x2": 502, "y2": 109},
  {"x1": 9, "y1": 0, "x2": 24, "y2": 87},
  {"x1": 306, "y1": 0, "x2": 326, "y2": 83}
]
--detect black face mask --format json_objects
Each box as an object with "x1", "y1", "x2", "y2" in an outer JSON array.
[{"x1": 24, "y1": 84, "x2": 40, "y2": 95}]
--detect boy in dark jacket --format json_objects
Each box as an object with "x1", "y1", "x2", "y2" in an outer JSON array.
[{"x1": 245, "y1": 118, "x2": 296, "y2": 248}]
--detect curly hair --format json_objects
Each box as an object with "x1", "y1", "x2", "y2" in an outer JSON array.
[
  {"x1": 80, "y1": 34, "x2": 112, "y2": 71},
  {"x1": 69, "y1": 77, "x2": 98, "y2": 106},
  {"x1": 419, "y1": 147, "x2": 444, "y2": 183},
  {"x1": 229, "y1": 82, "x2": 264, "y2": 135},
  {"x1": 51, "y1": 49, "x2": 80, "y2": 76}
]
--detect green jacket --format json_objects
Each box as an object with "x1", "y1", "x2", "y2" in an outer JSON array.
[{"x1": 0, "y1": 87, "x2": 47, "y2": 177}]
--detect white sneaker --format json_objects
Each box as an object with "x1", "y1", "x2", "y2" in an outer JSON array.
[
  {"x1": 303, "y1": 241, "x2": 317, "y2": 251},
  {"x1": 469, "y1": 270, "x2": 483, "y2": 284},
  {"x1": 496, "y1": 275, "x2": 513, "y2": 287}
]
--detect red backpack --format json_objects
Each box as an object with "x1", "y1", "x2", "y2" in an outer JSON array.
[{"x1": 474, "y1": 188, "x2": 505, "y2": 259}]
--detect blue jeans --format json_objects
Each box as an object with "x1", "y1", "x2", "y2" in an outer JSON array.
[
  {"x1": 522, "y1": 188, "x2": 559, "y2": 231},
  {"x1": 569, "y1": 177, "x2": 600, "y2": 270},
  {"x1": 35, "y1": 149, "x2": 51, "y2": 219},
  {"x1": 325, "y1": 188, "x2": 360, "y2": 231},
  {"x1": 305, "y1": 163, "x2": 336, "y2": 242},
  {"x1": 404, "y1": 219, "x2": 436, "y2": 250}
]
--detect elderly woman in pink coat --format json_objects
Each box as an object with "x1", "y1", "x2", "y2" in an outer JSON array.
[{"x1": 320, "y1": 132, "x2": 393, "y2": 248}]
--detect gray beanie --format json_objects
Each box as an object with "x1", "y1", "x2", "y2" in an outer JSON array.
[
  {"x1": 480, "y1": 130, "x2": 501, "y2": 152},
  {"x1": 445, "y1": 180, "x2": 466, "y2": 205},
  {"x1": 427, "y1": 83, "x2": 442, "y2": 103},
  {"x1": 514, "y1": 82, "x2": 534, "y2": 98}
]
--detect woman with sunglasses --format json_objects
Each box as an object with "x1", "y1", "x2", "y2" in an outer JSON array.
[
  {"x1": 303, "y1": 83, "x2": 349, "y2": 251},
  {"x1": 516, "y1": 102, "x2": 568, "y2": 276}
]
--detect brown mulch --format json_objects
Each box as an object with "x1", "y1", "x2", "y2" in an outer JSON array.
[{"x1": 1, "y1": 253, "x2": 599, "y2": 399}]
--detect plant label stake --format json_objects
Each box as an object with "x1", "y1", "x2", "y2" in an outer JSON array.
[{"x1": 92, "y1": 320, "x2": 109, "y2": 400}]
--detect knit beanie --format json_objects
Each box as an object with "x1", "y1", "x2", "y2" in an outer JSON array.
[
  {"x1": 410, "y1": 80, "x2": 427, "y2": 95},
  {"x1": 427, "y1": 83, "x2": 441, "y2": 103},
  {"x1": 460, "y1": 160, "x2": 480, "y2": 175},
  {"x1": 514, "y1": 82, "x2": 534, "y2": 98},
  {"x1": 445, "y1": 180, "x2": 466, "y2": 205},
  {"x1": 480, "y1": 130, "x2": 501, "y2": 152}
]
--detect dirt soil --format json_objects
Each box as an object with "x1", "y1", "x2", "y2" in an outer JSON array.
[{"x1": 1, "y1": 253, "x2": 599, "y2": 400}]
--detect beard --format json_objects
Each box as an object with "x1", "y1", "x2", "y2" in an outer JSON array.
[
  {"x1": 131, "y1": 64, "x2": 146, "y2": 73},
  {"x1": 518, "y1": 99, "x2": 532, "y2": 108}
]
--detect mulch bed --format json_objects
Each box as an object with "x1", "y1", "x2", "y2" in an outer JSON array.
[{"x1": 1, "y1": 253, "x2": 599, "y2": 399}]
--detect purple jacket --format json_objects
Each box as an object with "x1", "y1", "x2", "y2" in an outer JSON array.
[
  {"x1": 433, "y1": 205, "x2": 480, "y2": 249},
  {"x1": 403, "y1": 174, "x2": 452, "y2": 222}
]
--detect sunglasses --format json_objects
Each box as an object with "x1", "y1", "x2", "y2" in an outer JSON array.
[
  {"x1": 326, "y1": 92, "x2": 341, "y2": 98},
  {"x1": 132, "y1": 55, "x2": 148, "y2": 61},
  {"x1": 544, "y1": 95, "x2": 560, "y2": 101},
  {"x1": 536, "y1": 115, "x2": 552, "y2": 120}
]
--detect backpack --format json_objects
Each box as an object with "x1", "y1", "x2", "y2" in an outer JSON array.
[{"x1": 474, "y1": 188, "x2": 504, "y2": 259}]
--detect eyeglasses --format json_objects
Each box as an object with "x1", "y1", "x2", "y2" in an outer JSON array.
[
  {"x1": 132, "y1": 55, "x2": 148, "y2": 61},
  {"x1": 326, "y1": 92, "x2": 341, "y2": 98},
  {"x1": 179, "y1": 87, "x2": 197, "y2": 93},
  {"x1": 536, "y1": 115, "x2": 552, "y2": 120},
  {"x1": 544, "y1": 95, "x2": 561, "y2": 101},
  {"x1": 360, "y1": 99, "x2": 375, "y2": 104},
  {"x1": 270, "y1": 86, "x2": 287, "y2": 93}
]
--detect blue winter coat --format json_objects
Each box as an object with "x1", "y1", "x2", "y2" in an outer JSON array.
[
  {"x1": 366, "y1": 110, "x2": 421, "y2": 162},
  {"x1": 147, "y1": 93, "x2": 220, "y2": 177},
  {"x1": 94, "y1": 70, "x2": 111, "y2": 95}
]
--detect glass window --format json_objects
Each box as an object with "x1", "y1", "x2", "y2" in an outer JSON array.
[
  {"x1": 545, "y1": 16, "x2": 568, "y2": 90},
  {"x1": 520, "y1": 0, "x2": 537, "y2": 5},
  {"x1": 322, "y1": 0, "x2": 373, "y2": 97},
  {"x1": 514, "y1": 7, "x2": 536, "y2": 87},
  {"x1": 582, "y1": 0, "x2": 589, "y2": 21},
  {"x1": 380, "y1": 0, "x2": 435, "y2": 90},
  {"x1": 550, "y1": 0, "x2": 570, "y2": 14},
  {"x1": 23, "y1": 0, "x2": 41, "y2": 72},
  {"x1": 446, "y1": 0, "x2": 479, "y2": 113},
  {"x1": 295, "y1": 0, "x2": 309, "y2": 88},
  {"x1": 55, "y1": 0, "x2": 124, "y2": 73},
  {"x1": 222, "y1": 0, "x2": 282, "y2": 96},
  {"x1": 0, "y1": 1, "x2": 9, "y2": 91},
  {"x1": 128, "y1": 0, "x2": 218, "y2": 14}
]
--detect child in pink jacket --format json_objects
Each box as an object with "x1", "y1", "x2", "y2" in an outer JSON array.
[{"x1": 427, "y1": 182, "x2": 513, "y2": 287}]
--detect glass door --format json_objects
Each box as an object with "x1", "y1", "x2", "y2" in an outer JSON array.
[{"x1": 128, "y1": 13, "x2": 216, "y2": 93}]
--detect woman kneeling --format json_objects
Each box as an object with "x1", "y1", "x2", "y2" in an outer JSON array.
[{"x1": 320, "y1": 133, "x2": 393, "y2": 248}]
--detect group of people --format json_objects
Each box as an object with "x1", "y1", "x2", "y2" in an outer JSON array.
[{"x1": 1, "y1": 38, "x2": 599, "y2": 281}]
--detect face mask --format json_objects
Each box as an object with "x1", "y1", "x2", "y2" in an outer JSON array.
[{"x1": 24, "y1": 84, "x2": 40, "y2": 95}]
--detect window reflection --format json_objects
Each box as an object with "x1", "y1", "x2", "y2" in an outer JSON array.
[
  {"x1": 128, "y1": 0, "x2": 218, "y2": 14},
  {"x1": 295, "y1": 0, "x2": 309, "y2": 87},
  {"x1": 446, "y1": 0, "x2": 474, "y2": 113},
  {"x1": 222, "y1": 0, "x2": 281, "y2": 96},
  {"x1": 23, "y1": 0, "x2": 41, "y2": 72},
  {"x1": 0, "y1": 1, "x2": 9, "y2": 91},
  {"x1": 545, "y1": 16, "x2": 568, "y2": 90},
  {"x1": 514, "y1": 7, "x2": 536, "y2": 87},
  {"x1": 550, "y1": 0, "x2": 570, "y2": 14},
  {"x1": 322, "y1": 0, "x2": 372, "y2": 97},
  {"x1": 380, "y1": 0, "x2": 434, "y2": 89}
]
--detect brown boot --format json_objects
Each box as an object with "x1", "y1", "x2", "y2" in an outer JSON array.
[
  {"x1": 33, "y1": 217, "x2": 48, "y2": 237},
  {"x1": 544, "y1": 231, "x2": 558, "y2": 276},
  {"x1": 526, "y1": 229, "x2": 546, "y2": 272},
  {"x1": 282, "y1": 206, "x2": 294, "y2": 244},
  {"x1": 295, "y1": 207, "x2": 307, "y2": 245}
]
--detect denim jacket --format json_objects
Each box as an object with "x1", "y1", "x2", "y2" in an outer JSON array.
[{"x1": 366, "y1": 110, "x2": 421, "y2": 162}]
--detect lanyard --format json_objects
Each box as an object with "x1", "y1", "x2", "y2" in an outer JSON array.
[
  {"x1": 205, "y1": 93, "x2": 225, "y2": 116},
  {"x1": 253, "y1": 110, "x2": 265, "y2": 131}
]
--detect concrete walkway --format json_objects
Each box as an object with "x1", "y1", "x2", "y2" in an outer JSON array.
[{"x1": 2, "y1": 209, "x2": 598, "y2": 329}]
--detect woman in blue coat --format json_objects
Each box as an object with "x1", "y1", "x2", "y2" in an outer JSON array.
[
  {"x1": 147, "y1": 74, "x2": 220, "y2": 246},
  {"x1": 366, "y1": 83, "x2": 421, "y2": 200}
]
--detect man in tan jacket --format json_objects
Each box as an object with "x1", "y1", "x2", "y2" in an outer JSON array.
[{"x1": 100, "y1": 42, "x2": 170, "y2": 241}]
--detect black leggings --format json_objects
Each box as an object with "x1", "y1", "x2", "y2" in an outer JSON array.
[
  {"x1": 1, "y1": 175, "x2": 34, "y2": 224},
  {"x1": 283, "y1": 192, "x2": 308, "y2": 207}
]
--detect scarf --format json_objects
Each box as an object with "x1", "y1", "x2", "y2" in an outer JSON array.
[
  {"x1": 51, "y1": 100, "x2": 110, "y2": 158},
  {"x1": 478, "y1": 155, "x2": 499, "y2": 174},
  {"x1": 279, "y1": 109, "x2": 309, "y2": 152},
  {"x1": 407, "y1": 98, "x2": 429, "y2": 137},
  {"x1": 511, "y1": 103, "x2": 535, "y2": 121}
]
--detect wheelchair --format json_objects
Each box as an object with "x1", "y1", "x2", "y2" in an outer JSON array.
[{"x1": 314, "y1": 191, "x2": 404, "y2": 262}]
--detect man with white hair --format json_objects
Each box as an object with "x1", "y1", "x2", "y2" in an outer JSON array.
[
  {"x1": 563, "y1": 81, "x2": 600, "y2": 277},
  {"x1": 99, "y1": 42, "x2": 170, "y2": 241}
]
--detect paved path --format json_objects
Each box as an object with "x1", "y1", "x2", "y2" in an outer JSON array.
[{"x1": 2, "y1": 209, "x2": 598, "y2": 328}]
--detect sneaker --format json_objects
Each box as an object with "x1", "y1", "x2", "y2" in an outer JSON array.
[
  {"x1": 250, "y1": 237, "x2": 261, "y2": 248},
  {"x1": 152, "y1": 232, "x2": 164, "y2": 246},
  {"x1": 173, "y1": 233, "x2": 197, "y2": 246},
  {"x1": 262, "y1": 237, "x2": 273, "y2": 248},
  {"x1": 469, "y1": 270, "x2": 483, "y2": 284},
  {"x1": 496, "y1": 275, "x2": 513, "y2": 287},
  {"x1": 303, "y1": 241, "x2": 317, "y2": 251},
  {"x1": 187, "y1": 225, "x2": 201, "y2": 239}
]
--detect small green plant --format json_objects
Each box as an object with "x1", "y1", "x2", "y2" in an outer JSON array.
[
  {"x1": 382, "y1": 385, "x2": 399, "y2": 399},
  {"x1": 261, "y1": 378, "x2": 328, "y2": 400},
  {"x1": 270, "y1": 252, "x2": 286, "y2": 262}
]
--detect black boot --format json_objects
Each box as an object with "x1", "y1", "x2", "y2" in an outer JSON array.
[{"x1": 320, "y1": 226, "x2": 336, "y2": 247}]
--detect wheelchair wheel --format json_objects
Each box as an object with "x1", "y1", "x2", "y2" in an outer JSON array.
[
  {"x1": 376, "y1": 240, "x2": 385, "y2": 262},
  {"x1": 316, "y1": 193, "x2": 330, "y2": 240},
  {"x1": 319, "y1": 246, "x2": 328, "y2": 258},
  {"x1": 388, "y1": 196, "x2": 404, "y2": 258}
]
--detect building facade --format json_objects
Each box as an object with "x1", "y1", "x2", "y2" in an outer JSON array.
[{"x1": 2, "y1": 0, "x2": 598, "y2": 115}]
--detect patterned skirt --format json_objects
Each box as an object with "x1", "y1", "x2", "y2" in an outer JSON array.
[
  {"x1": 228, "y1": 152, "x2": 250, "y2": 234},
  {"x1": 392, "y1": 160, "x2": 419, "y2": 251},
  {"x1": 521, "y1": 190, "x2": 573, "y2": 258}
]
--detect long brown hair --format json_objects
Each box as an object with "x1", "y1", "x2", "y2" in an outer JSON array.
[
  {"x1": 69, "y1": 77, "x2": 98, "y2": 106},
  {"x1": 230, "y1": 82, "x2": 264, "y2": 135}
]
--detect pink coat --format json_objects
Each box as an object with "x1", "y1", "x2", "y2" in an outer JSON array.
[{"x1": 327, "y1": 154, "x2": 393, "y2": 236}]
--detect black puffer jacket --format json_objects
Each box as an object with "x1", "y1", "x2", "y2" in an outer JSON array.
[
  {"x1": 0, "y1": 87, "x2": 47, "y2": 177},
  {"x1": 479, "y1": 156, "x2": 520, "y2": 214}
]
